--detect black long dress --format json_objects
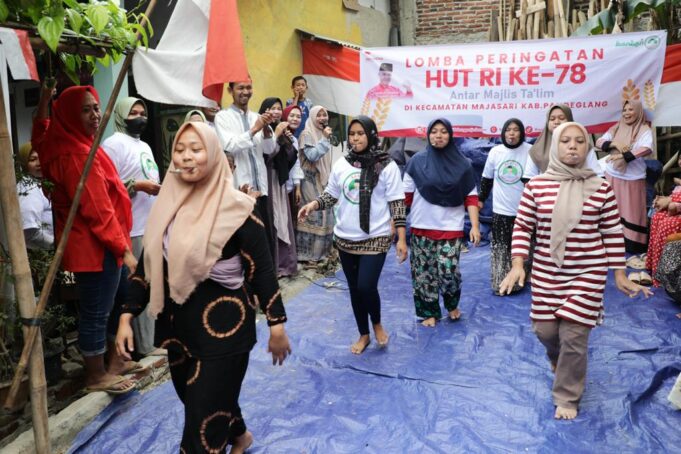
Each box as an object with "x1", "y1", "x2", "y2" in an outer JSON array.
[{"x1": 122, "y1": 210, "x2": 287, "y2": 453}]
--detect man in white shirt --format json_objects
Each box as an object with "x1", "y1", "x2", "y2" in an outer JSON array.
[
  {"x1": 215, "y1": 79, "x2": 276, "y2": 251},
  {"x1": 102, "y1": 97, "x2": 161, "y2": 357}
]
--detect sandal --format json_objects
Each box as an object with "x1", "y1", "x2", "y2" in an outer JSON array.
[
  {"x1": 120, "y1": 361, "x2": 146, "y2": 375},
  {"x1": 626, "y1": 256, "x2": 646, "y2": 270},
  {"x1": 628, "y1": 272, "x2": 641, "y2": 284},
  {"x1": 85, "y1": 375, "x2": 136, "y2": 395},
  {"x1": 638, "y1": 271, "x2": 653, "y2": 286}
]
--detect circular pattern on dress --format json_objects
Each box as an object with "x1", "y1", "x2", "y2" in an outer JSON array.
[
  {"x1": 160, "y1": 338, "x2": 189, "y2": 367},
  {"x1": 202, "y1": 296, "x2": 246, "y2": 338},
  {"x1": 187, "y1": 359, "x2": 201, "y2": 386},
  {"x1": 200, "y1": 411, "x2": 231, "y2": 454}
]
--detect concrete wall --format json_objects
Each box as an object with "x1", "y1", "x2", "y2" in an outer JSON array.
[{"x1": 228, "y1": 0, "x2": 392, "y2": 109}]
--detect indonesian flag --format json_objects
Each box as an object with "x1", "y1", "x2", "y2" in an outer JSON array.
[
  {"x1": 654, "y1": 43, "x2": 681, "y2": 127},
  {"x1": 0, "y1": 28, "x2": 39, "y2": 82},
  {"x1": 302, "y1": 39, "x2": 361, "y2": 116},
  {"x1": 133, "y1": 0, "x2": 248, "y2": 107},
  {"x1": 0, "y1": 28, "x2": 39, "y2": 142}
]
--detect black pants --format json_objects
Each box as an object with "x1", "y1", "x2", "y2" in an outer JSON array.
[
  {"x1": 169, "y1": 350, "x2": 250, "y2": 453},
  {"x1": 338, "y1": 250, "x2": 387, "y2": 335}
]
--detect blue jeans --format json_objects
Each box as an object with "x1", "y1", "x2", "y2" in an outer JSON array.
[
  {"x1": 74, "y1": 251, "x2": 127, "y2": 357},
  {"x1": 338, "y1": 250, "x2": 387, "y2": 335}
]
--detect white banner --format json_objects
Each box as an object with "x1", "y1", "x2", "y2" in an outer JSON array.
[{"x1": 360, "y1": 31, "x2": 667, "y2": 137}]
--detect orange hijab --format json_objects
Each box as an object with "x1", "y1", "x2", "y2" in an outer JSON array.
[{"x1": 143, "y1": 122, "x2": 255, "y2": 318}]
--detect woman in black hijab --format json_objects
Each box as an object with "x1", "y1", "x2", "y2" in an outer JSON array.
[{"x1": 298, "y1": 116, "x2": 407, "y2": 354}]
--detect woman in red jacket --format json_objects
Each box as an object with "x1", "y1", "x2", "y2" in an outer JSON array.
[{"x1": 36, "y1": 86, "x2": 137, "y2": 394}]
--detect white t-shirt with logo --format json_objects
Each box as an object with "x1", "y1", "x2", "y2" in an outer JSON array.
[
  {"x1": 324, "y1": 159, "x2": 404, "y2": 241},
  {"x1": 102, "y1": 132, "x2": 160, "y2": 237},
  {"x1": 599, "y1": 129, "x2": 653, "y2": 181},
  {"x1": 524, "y1": 148, "x2": 603, "y2": 180},
  {"x1": 482, "y1": 142, "x2": 531, "y2": 216}
]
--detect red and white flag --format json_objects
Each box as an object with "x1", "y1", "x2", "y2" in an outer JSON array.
[
  {"x1": 302, "y1": 39, "x2": 361, "y2": 116},
  {"x1": 654, "y1": 43, "x2": 681, "y2": 127},
  {"x1": 0, "y1": 28, "x2": 39, "y2": 82},
  {"x1": 133, "y1": 0, "x2": 248, "y2": 107}
]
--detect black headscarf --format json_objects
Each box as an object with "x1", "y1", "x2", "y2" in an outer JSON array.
[
  {"x1": 405, "y1": 117, "x2": 476, "y2": 207},
  {"x1": 345, "y1": 116, "x2": 392, "y2": 234},
  {"x1": 501, "y1": 118, "x2": 526, "y2": 149},
  {"x1": 258, "y1": 97, "x2": 292, "y2": 186}
]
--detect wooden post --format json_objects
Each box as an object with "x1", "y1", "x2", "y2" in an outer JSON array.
[
  {"x1": 3, "y1": 0, "x2": 158, "y2": 410},
  {"x1": 0, "y1": 85, "x2": 50, "y2": 452}
]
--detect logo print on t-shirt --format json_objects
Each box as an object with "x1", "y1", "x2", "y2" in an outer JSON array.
[
  {"x1": 497, "y1": 159, "x2": 523, "y2": 185},
  {"x1": 342, "y1": 171, "x2": 361, "y2": 205},
  {"x1": 140, "y1": 151, "x2": 160, "y2": 183}
]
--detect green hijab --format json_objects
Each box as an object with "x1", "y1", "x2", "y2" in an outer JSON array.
[
  {"x1": 184, "y1": 109, "x2": 206, "y2": 123},
  {"x1": 114, "y1": 97, "x2": 147, "y2": 133}
]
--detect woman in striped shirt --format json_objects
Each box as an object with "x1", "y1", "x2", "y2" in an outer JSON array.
[{"x1": 500, "y1": 122, "x2": 651, "y2": 420}]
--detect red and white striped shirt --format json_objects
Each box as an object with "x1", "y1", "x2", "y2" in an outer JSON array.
[{"x1": 511, "y1": 178, "x2": 626, "y2": 327}]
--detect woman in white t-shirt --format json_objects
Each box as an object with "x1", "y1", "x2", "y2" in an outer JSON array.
[
  {"x1": 299, "y1": 116, "x2": 407, "y2": 354},
  {"x1": 595, "y1": 100, "x2": 653, "y2": 253},
  {"x1": 16, "y1": 142, "x2": 53, "y2": 250},
  {"x1": 404, "y1": 118, "x2": 481, "y2": 327},
  {"x1": 523, "y1": 104, "x2": 602, "y2": 181},
  {"x1": 479, "y1": 118, "x2": 531, "y2": 295}
]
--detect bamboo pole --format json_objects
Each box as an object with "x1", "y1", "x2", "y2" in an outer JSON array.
[
  {"x1": 3, "y1": 0, "x2": 158, "y2": 410},
  {"x1": 0, "y1": 79, "x2": 50, "y2": 454}
]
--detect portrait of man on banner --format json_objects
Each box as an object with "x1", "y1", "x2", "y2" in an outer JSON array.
[{"x1": 365, "y1": 63, "x2": 414, "y2": 100}]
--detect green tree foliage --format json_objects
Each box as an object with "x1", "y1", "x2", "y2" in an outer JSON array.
[{"x1": 0, "y1": 0, "x2": 153, "y2": 83}]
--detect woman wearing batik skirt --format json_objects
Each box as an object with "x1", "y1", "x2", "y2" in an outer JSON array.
[
  {"x1": 299, "y1": 116, "x2": 407, "y2": 354},
  {"x1": 478, "y1": 118, "x2": 531, "y2": 294},
  {"x1": 116, "y1": 122, "x2": 291, "y2": 453},
  {"x1": 404, "y1": 118, "x2": 481, "y2": 327},
  {"x1": 296, "y1": 105, "x2": 335, "y2": 263},
  {"x1": 596, "y1": 100, "x2": 653, "y2": 253},
  {"x1": 501, "y1": 122, "x2": 650, "y2": 421}
]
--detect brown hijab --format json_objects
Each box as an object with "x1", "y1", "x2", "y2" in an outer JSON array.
[
  {"x1": 607, "y1": 100, "x2": 651, "y2": 147},
  {"x1": 529, "y1": 104, "x2": 574, "y2": 173},
  {"x1": 143, "y1": 122, "x2": 255, "y2": 318},
  {"x1": 543, "y1": 122, "x2": 604, "y2": 267}
]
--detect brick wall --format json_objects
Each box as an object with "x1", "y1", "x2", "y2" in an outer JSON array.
[{"x1": 414, "y1": 0, "x2": 593, "y2": 44}]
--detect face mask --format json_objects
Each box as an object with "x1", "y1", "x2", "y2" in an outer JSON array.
[{"x1": 124, "y1": 117, "x2": 148, "y2": 137}]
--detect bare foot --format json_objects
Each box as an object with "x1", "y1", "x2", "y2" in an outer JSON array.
[
  {"x1": 230, "y1": 430, "x2": 253, "y2": 454},
  {"x1": 449, "y1": 308, "x2": 461, "y2": 321},
  {"x1": 350, "y1": 335, "x2": 371, "y2": 354},
  {"x1": 550, "y1": 362, "x2": 557, "y2": 373},
  {"x1": 373, "y1": 324, "x2": 389, "y2": 347},
  {"x1": 421, "y1": 317, "x2": 437, "y2": 327},
  {"x1": 676, "y1": 313, "x2": 681, "y2": 319},
  {"x1": 554, "y1": 406, "x2": 578, "y2": 420}
]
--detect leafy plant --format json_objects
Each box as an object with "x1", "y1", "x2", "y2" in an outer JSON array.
[
  {"x1": 574, "y1": 0, "x2": 681, "y2": 41},
  {"x1": 0, "y1": 0, "x2": 153, "y2": 83}
]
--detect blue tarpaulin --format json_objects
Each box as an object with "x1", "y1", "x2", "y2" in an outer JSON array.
[{"x1": 68, "y1": 245, "x2": 681, "y2": 453}]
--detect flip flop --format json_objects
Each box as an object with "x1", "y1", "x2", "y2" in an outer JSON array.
[
  {"x1": 628, "y1": 272, "x2": 641, "y2": 284},
  {"x1": 120, "y1": 361, "x2": 146, "y2": 375},
  {"x1": 85, "y1": 375, "x2": 136, "y2": 395},
  {"x1": 639, "y1": 271, "x2": 653, "y2": 286},
  {"x1": 626, "y1": 256, "x2": 646, "y2": 270}
]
